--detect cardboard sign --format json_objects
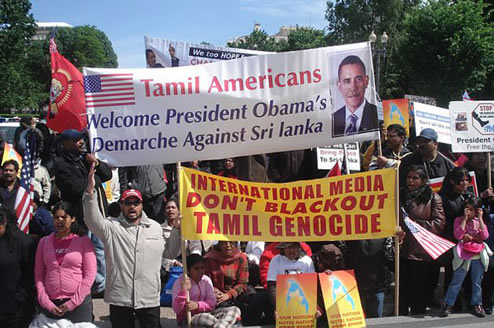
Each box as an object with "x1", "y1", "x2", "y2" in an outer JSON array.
[
  {"x1": 319, "y1": 270, "x2": 366, "y2": 328},
  {"x1": 276, "y1": 273, "x2": 317, "y2": 328}
]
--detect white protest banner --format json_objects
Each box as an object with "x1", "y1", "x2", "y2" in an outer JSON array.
[
  {"x1": 144, "y1": 36, "x2": 269, "y2": 68},
  {"x1": 449, "y1": 101, "x2": 494, "y2": 153},
  {"x1": 345, "y1": 143, "x2": 361, "y2": 171},
  {"x1": 317, "y1": 145, "x2": 345, "y2": 170},
  {"x1": 413, "y1": 102, "x2": 451, "y2": 144},
  {"x1": 84, "y1": 42, "x2": 379, "y2": 166}
]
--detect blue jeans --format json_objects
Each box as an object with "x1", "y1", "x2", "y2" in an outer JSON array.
[
  {"x1": 361, "y1": 291, "x2": 385, "y2": 318},
  {"x1": 88, "y1": 231, "x2": 106, "y2": 293},
  {"x1": 444, "y1": 259, "x2": 484, "y2": 306}
]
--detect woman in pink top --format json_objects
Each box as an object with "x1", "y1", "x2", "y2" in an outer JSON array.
[
  {"x1": 441, "y1": 197, "x2": 490, "y2": 318},
  {"x1": 34, "y1": 202, "x2": 96, "y2": 323}
]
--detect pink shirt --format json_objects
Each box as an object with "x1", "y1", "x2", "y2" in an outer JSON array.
[
  {"x1": 454, "y1": 216, "x2": 489, "y2": 260},
  {"x1": 35, "y1": 233, "x2": 96, "y2": 312},
  {"x1": 53, "y1": 235, "x2": 73, "y2": 264},
  {"x1": 172, "y1": 274, "x2": 216, "y2": 324}
]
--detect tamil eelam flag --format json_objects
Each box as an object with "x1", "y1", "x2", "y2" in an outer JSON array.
[
  {"x1": 15, "y1": 132, "x2": 36, "y2": 233},
  {"x1": 2, "y1": 143, "x2": 23, "y2": 172},
  {"x1": 48, "y1": 37, "x2": 87, "y2": 133},
  {"x1": 403, "y1": 210, "x2": 455, "y2": 260}
]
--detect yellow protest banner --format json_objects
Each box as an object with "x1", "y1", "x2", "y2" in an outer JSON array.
[
  {"x1": 319, "y1": 270, "x2": 366, "y2": 328},
  {"x1": 179, "y1": 167, "x2": 396, "y2": 241},
  {"x1": 276, "y1": 273, "x2": 317, "y2": 328},
  {"x1": 383, "y1": 99, "x2": 410, "y2": 136}
]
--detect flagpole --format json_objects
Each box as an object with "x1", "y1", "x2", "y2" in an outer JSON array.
[
  {"x1": 177, "y1": 162, "x2": 192, "y2": 327},
  {"x1": 487, "y1": 152, "x2": 492, "y2": 189},
  {"x1": 394, "y1": 167, "x2": 400, "y2": 316}
]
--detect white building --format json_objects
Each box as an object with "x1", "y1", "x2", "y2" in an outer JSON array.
[{"x1": 33, "y1": 22, "x2": 73, "y2": 41}]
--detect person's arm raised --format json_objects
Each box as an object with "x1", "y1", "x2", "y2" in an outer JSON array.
[{"x1": 83, "y1": 163, "x2": 111, "y2": 240}]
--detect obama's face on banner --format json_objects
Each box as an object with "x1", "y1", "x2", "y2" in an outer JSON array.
[{"x1": 337, "y1": 63, "x2": 369, "y2": 113}]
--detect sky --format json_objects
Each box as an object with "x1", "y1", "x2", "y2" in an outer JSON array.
[{"x1": 30, "y1": 0, "x2": 328, "y2": 68}]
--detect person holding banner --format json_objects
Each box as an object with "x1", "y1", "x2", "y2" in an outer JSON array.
[
  {"x1": 369, "y1": 124, "x2": 411, "y2": 171},
  {"x1": 464, "y1": 153, "x2": 494, "y2": 203},
  {"x1": 332, "y1": 55, "x2": 378, "y2": 137},
  {"x1": 83, "y1": 166, "x2": 181, "y2": 328},
  {"x1": 172, "y1": 254, "x2": 240, "y2": 327},
  {"x1": 399, "y1": 165, "x2": 445, "y2": 315},
  {"x1": 266, "y1": 242, "x2": 315, "y2": 317}
]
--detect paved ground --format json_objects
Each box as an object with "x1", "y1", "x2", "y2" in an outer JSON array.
[{"x1": 92, "y1": 298, "x2": 494, "y2": 328}]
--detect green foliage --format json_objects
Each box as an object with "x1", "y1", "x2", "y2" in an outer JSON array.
[
  {"x1": 395, "y1": 0, "x2": 493, "y2": 105},
  {"x1": 227, "y1": 27, "x2": 327, "y2": 52},
  {"x1": 0, "y1": 0, "x2": 39, "y2": 111},
  {"x1": 54, "y1": 25, "x2": 118, "y2": 70}
]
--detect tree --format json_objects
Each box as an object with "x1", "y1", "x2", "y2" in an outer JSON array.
[
  {"x1": 53, "y1": 25, "x2": 118, "y2": 70},
  {"x1": 228, "y1": 26, "x2": 327, "y2": 52},
  {"x1": 0, "y1": 0, "x2": 40, "y2": 111},
  {"x1": 395, "y1": 0, "x2": 493, "y2": 105}
]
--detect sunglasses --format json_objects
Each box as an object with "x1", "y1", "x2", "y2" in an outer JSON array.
[{"x1": 123, "y1": 199, "x2": 142, "y2": 206}]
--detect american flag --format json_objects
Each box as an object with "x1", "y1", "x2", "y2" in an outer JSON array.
[
  {"x1": 84, "y1": 74, "x2": 135, "y2": 108},
  {"x1": 15, "y1": 133, "x2": 36, "y2": 233},
  {"x1": 403, "y1": 212, "x2": 455, "y2": 260}
]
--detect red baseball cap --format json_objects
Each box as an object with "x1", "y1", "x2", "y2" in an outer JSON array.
[{"x1": 121, "y1": 189, "x2": 143, "y2": 201}]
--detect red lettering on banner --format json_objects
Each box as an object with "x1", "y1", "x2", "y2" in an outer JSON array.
[
  {"x1": 204, "y1": 194, "x2": 220, "y2": 209},
  {"x1": 252, "y1": 215, "x2": 261, "y2": 235},
  {"x1": 251, "y1": 187, "x2": 261, "y2": 198},
  {"x1": 341, "y1": 196, "x2": 356, "y2": 210},
  {"x1": 186, "y1": 192, "x2": 201, "y2": 207},
  {"x1": 285, "y1": 217, "x2": 295, "y2": 236},
  {"x1": 297, "y1": 216, "x2": 311, "y2": 236},
  {"x1": 224, "y1": 214, "x2": 240, "y2": 235},
  {"x1": 269, "y1": 216, "x2": 283, "y2": 236},
  {"x1": 355, "y1": 214, "x2": 367, "y2": 233},
  {"x1": 243, "y1": 215, "x2": 250, "y2": 235},
  {"x1": 329, "y1": 215, "x2": 343, "y2": 235},
  {"x1": 374, "y1": 175, "x2": 384, "y2": 191},
  {"x1": 313, "y1": 215, "x2": 326, "y2": 236},
  {"x1": 207, "y1": 213, "x2": 221, "y2": 234},
  {"x1": 323, "y1": 198, "x2": 339, "y2": 211},
  {"x1": 329, "y1": 180, "x2": 343, "y2": 195},
  {"x1": 193, "y1": 212, "x2": 206, "y2": 233},
  {"x1": 292, "y1": 202, "x2": 307, "y2": 214},
  {"x1": 360, "y1": 195, "x2": 374, "y2": 210},
  {"x1": 141, "y1": 79, "x2": 153, "y2": 97},
  {"x1": 371, "y1": 213, "x2": 381, "y2": 232},
  {"x1": 345, "y1": 214, "x2": 352, "y2": 234},
  {"x1": 221, "y1": 196, "x2": 238, "y2": 210},
  {"x1": 197, "y1": 175, "x2": 207, "y2": 190},
  {"x1": 310, "y1": 201, "x2": 322, "y2": 213},
  {"x1": 265, "y1": 202, "x2": 277, "y2": 212},
  {"x1": 244, "y1": 197, "x2": 256, "y2": 211},
  {"x1": 219, "y1": 180, "x2": 227, "y2": 192},
  {"x1": 227, "y1": 182, "x2": 238, "y2": 194},
  {"x1": 280, "y1": 203, "x2": 291, "y2": 214},
  {"x1": 377, "y1": 194, "x2": 388, "y2": 209}
]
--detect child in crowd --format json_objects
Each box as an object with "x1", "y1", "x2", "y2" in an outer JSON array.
[
  {"x1": 172, "y1": 254, "x2": 240, "y2": 328},
  {"x1": 441, "y1": 197, "x2": 492, "y2": 318}
]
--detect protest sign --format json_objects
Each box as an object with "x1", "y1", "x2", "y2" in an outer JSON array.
[
  {"x1": 179, "y1": 166, "x2": 396, "y2": 242},
  {"x1": 428, "y1": 171, "x2": 478, "y2": 197},
  {"x1": 144, "y1": 36, "x2": 269, "y2": 67},
  {"x1": 449, "y1": 101, "x2": 494, "y2": 152},
  {"x1": 84, "y1": 42, "x2": 378, "y2": 166},
  {"x1": 319, "y1": 270, "x2": 366, "y2": 328},
  {"x1": 317, "y1": 145, "x2": 345, "y2": 170},
  {"x1": 276, "y1": 273, "x2": 317, "y2": 328},
  {"x1": 383, "y1": 99, "x2": 409, "y2": 136},
  {"x1": 413, "y1": 102, "x2": 450, "y2": 144},
  {"x1": 344, "y1": 143, "x2": 360, "y2": 171}
]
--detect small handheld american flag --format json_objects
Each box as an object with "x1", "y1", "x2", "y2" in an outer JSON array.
[
  {"x1": 403, "y1": 209, "x2": 455, "y2": 260},
  {"x1": 15, "y1": 132, "x2": 36, "y2": 233}
]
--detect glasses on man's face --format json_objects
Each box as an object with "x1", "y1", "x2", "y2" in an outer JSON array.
[{"x1": 123, "y1": 199, "x2": 142, "y2": 207}]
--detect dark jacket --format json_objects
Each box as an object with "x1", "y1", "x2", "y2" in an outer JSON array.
[
  {"x1": 0, "y1": 179, "x2": 20, "y2": 212},
  {"x1": 54, "y1": 152, "x2": 112, "y2": 225},
  {"x1": 400, "y1": 186, "x2": 446, "y2": 261},
  {"x1": 399, "y1": 151, "x2": 455, "y2": 186},
  {"x1": 234, "y1": 155, "x2": 268, "y2": 182},
  {"x1": 332, "y1": 101, "x2": 378, "y2": 137},
  {"x1": 345, "y1": 239, "x2": 390, "y2": 295},
  {"x1": 0, "y1": 230, "x2": 34, "y2": 316},
  {"x1": 119, "y1": 165, "x2": 166, "y2": 199},
  {"x1": 439, "y1": 189, "x2": 473, "y2": 241},
  {"x1": 268, "y1": 150, "x2": 310, "y2": 182},
  {"x1": 13, "y1": 126, "x2": 44, "y2": 157}
]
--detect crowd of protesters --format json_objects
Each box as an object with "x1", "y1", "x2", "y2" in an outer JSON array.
[{"x1": 0, "y1": 115, "x2": 493, "y2": 328}]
